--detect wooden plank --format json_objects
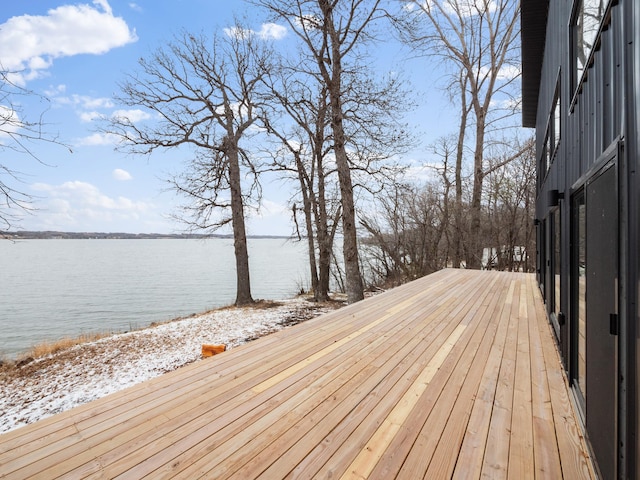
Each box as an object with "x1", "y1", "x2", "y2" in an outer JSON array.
[
  {"x1": 0, "y1": 270, "x2": 598, "y2": 480},
  {"x1": 182, "y1": 276, "x2": 478, "y2": 478},
  {"x1": 533, "y1": 281, "x2": 597, "y2": 480},
  {"x1": 251, "y1": 308, "x2": 400, "y2": 394},
  {"x1": 166, "y1": 325, "x2": 429, "y2": 477},
  {"x1": 526, "y1": 275, "x2": 563, "y2": 479},
  {"x1": 306, "y1": 271, "x2": 498, "y2": 479},
  {"x1": 341, "y1": 324, "x2": 468, "y2": 479},
  {"x1": 278, "y1": 291, "x2": 478, "y2": 479},
  {"x1": 18, "y1": 285, "x2": 434, "y2": 478},
  {"x1": 5, "y1": 318, "x2": 365, "y2": 479},
  {"x1": 102, "y1": 279, "x2": 457, "y2": 479},
  {"x1": 394, "y1": 274, "x2": 507, "y2": 479},
  {"x1": 507, "y1": 283, "x2": 535, "y2": 478},
  {"x1": 480, "y1": 278, "x2": 522, "y2": 479},
  {"x1": 420, "y1": 276, "x2": 510, "y2": 479},
  {"x1": 312, "y1": 272, "x2": 497, "y2": 479},
  {"x1": 451, "y1": 277, "x2": 516, "y2": 479},
  {"x1": 240, "y1": 288, "x2": 472, "y2": 479}
]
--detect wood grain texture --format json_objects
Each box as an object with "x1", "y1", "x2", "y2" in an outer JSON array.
[{"x1": 0, "y1": 269, "x2": 596, "y2": 479}]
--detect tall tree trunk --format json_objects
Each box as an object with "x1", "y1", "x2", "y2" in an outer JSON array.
[
  {"x1": 315, "y1": 154, "x2": 332, "y2": 302},
  {"x1": 453, "y1": 75, "x2": 469, "y2": 269},
  {"x1": 314, "y1": 92, "x2": 332, "y2": 302},
  {"x1": 228, "y1": 144, "x2": 254, "y2": 305},
  {"x1": 333, "y1": 134, "x2": 364, "y2": 303},
  {"x1": 294, "y1": 153, "x2": 320, "y2": 300},
  {"x1": 467, "y1": 110, "x2": 486, "y2": 270},
  {"x1": 301, "y1": 199, "x2": 320, "y2": 298},
  {"x1": 321, "y1": 0, "x2": 364, "y2": 303},
  {"x1": 453, "y1": 116, "x2": 466, "y2": 268}
]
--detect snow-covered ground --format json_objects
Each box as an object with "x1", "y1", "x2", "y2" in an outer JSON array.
[{"x1": 0, "y1": 298, "x2": 341, "y2": 434}]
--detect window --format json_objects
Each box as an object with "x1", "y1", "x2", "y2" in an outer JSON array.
[
  {"x1": 552, "y1": 85, "x2": 561, "y2": 154},
  {"x1": 541, "y1": 78, "x2": 561, "y2": 180},
  {"x1": 553, "y1": 210, "x2": 561, "y2": 318},
  {"x1": 572, "y1": 0, "x2": 612, "y2": 90},
  {"x1": 541, "y1": 135, "x2": 550, "y2": 177},
  {"x1": 572, "y1": 189, "x2": 587, "y2": 408},
  {"x1": 548, "y1": 209, "x2": 562, "y2": 341}
]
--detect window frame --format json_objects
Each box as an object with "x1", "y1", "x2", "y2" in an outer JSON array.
[
  {"x1": 570, "y1": 187, "x2": 587, "y2": 416},
  {"x1": 540, "y1": 74, "x2": 561, "y2": 185},
  {"x1": 569, "y1": 0, "x2": 615, "y2": 106}
]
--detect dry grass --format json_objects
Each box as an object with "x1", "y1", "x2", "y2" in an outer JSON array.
[
  {"x1": 2, "y1": 301, "x2": 291, "y2": 367},
  {"x1": 0, "y1": 332, "x2": 117, "y2": 370},
  {"x1": 25, "y1": 332, "x2": 116, "y2": 359},
  {"x1": 2, "y1": 296, "x2": 343, "y2": 370}
]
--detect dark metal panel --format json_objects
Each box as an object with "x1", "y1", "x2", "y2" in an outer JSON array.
[
  {"x1": 621, "y1": 1, "x2": 640, "y2": 477},
  {"x1": 527, "y1": 0, "x2": 637, "y2": 475},
  {"x1": 603, "y1": 26, "x2": 614, "y2": 147},
  {"x1": 586, "y1": 163, "x2": 619, "y2": 480},
  {"x1": 595, "y1": 50, "x2": 603, "y2": 157}
]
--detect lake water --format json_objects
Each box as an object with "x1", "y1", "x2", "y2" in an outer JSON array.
[{"x1": 0, "y1": 238, "x2": 310, "y2": 358}]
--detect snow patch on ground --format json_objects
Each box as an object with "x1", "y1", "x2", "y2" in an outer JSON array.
[{"x1": 0, "y1": 298, "x2": 339, "y2": 434}]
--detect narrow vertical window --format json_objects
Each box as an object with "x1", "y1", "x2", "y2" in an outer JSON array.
[
  {"x1": 541, "y1": 134, "x2": 550, "y2": 176},
  {"x1": 552, "y1": 84, "x2": 561, "y2": 154},
  {"x1": 553, "y1": 210, "x2": 561, "y2": 318},
  {"x1": 572, "y1": 189, "x2": 587, "y2": 407},
  {"x1": 572, "y1": 0, "x2": 612, "y2": 90}
]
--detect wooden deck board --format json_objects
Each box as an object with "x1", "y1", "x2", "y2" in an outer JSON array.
[{"x1": 0, "y1": 269, "x2": 596, "y2": 479}]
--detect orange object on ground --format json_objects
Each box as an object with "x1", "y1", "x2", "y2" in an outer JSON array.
[{"x1": 202, "y1": 344, "x2": 226, "y2": 357}]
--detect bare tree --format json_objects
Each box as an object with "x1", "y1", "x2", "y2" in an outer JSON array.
[
  {"x1": 363, "y1": 136, "x2": 534, "y2": 283},
  {"x1": 361, "y1": 180, "x2": 450, "y2": 284},
  {"x1": 0, "y1": 70, "x2": 68, "y2": 230},
  {"x1": 484, "y1": 137, "x2": 536, "y2": 272},
  {"x1": 396, "y1": 0, "x2": 522, "y2": 269},
  {"x1": 261, "y1": 67, "x2": 340, "y2": 301},
  {"x1": 254, "y1": 0, "x2": 393, "y2": 303},
  {"x1": 106, "y1": 27, "x2": 272, "y2": 305}
]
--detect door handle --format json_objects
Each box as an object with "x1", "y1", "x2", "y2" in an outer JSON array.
[{"x1": 610, "y1": 313, "x2": 618, "y2": 336}]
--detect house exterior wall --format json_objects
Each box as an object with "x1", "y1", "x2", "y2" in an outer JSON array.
[{"x1": 524, "y1": 0, "x2": 638, "y2": 478}]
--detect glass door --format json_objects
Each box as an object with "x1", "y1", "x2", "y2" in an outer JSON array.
[{"x1": 572, "y1": 162, "x2": 618, "y2": 479}]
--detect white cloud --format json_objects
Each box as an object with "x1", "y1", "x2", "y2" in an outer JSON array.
[
  {"x1": 497, "y1": 64, "x2": 521, "y2": 81},
  {"x1": 51, "y1": 93, "x2": 119, "y2": 123},
  {"x1": 224, "y1": 23, "x2": 287, "y2": 41},
  {"x1": 55, "y1": 94, "x2": 114, "y2": 110},
  {"x1": 44, "y1": 84, "x2": 67, "y2": 97},
  {"x1": 113, "y1": 168, "x2": 132, "y2": 181},
  {"x1": 479, "y1": 63, "x2": 521, "y2": 82},
  {"x1": 256, "y1": 199, "x2": 289, "y2": 218},
  {"x1": 0, "y1": 105, "x2": 23, "y2": 139},
  {"x1": 403, "y1": 0, "x2": 498, "y2": 18},
  {"x1": 129, "y1": 3, "x2": 143, "y2": 13},
  {"x1": 0, "y1": 0, "x2": 138, "y2": 85},
  {"x1": 30, "y1": 180, "x2": 152, "y2": 228},
  {"x1": 79, "y1": 111, "x2": 103, "y2": 123},
  {"x1": 76, "y1": 132, "x2": 118, "y2": 146},
  {"x1": 258, "y1": 23, "x2": 287, "y2": 40},
  {"x1": 111, "y1": 108, "x2": 151, "y2": 123}
]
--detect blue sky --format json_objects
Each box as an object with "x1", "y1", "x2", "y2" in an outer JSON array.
[{"x1": 0, "y1": 0, "x2": 459, "y2": 235}]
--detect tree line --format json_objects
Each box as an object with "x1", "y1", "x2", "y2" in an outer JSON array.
[{"x1": 2, "y1": 0, "x2": 532, "y2": 306}]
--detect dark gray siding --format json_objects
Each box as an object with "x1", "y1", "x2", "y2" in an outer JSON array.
[{"x1": 528, "y1": 0, "x2": 638, "y2": 477}]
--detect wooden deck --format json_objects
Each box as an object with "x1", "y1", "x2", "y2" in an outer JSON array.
[{"x1": 0, "y1": 269, "x2": 596, "y2": 479}]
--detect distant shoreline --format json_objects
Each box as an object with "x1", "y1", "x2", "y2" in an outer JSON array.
[{"x1": 0, "y1": 231, "x2": 293, "y2": 240}]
